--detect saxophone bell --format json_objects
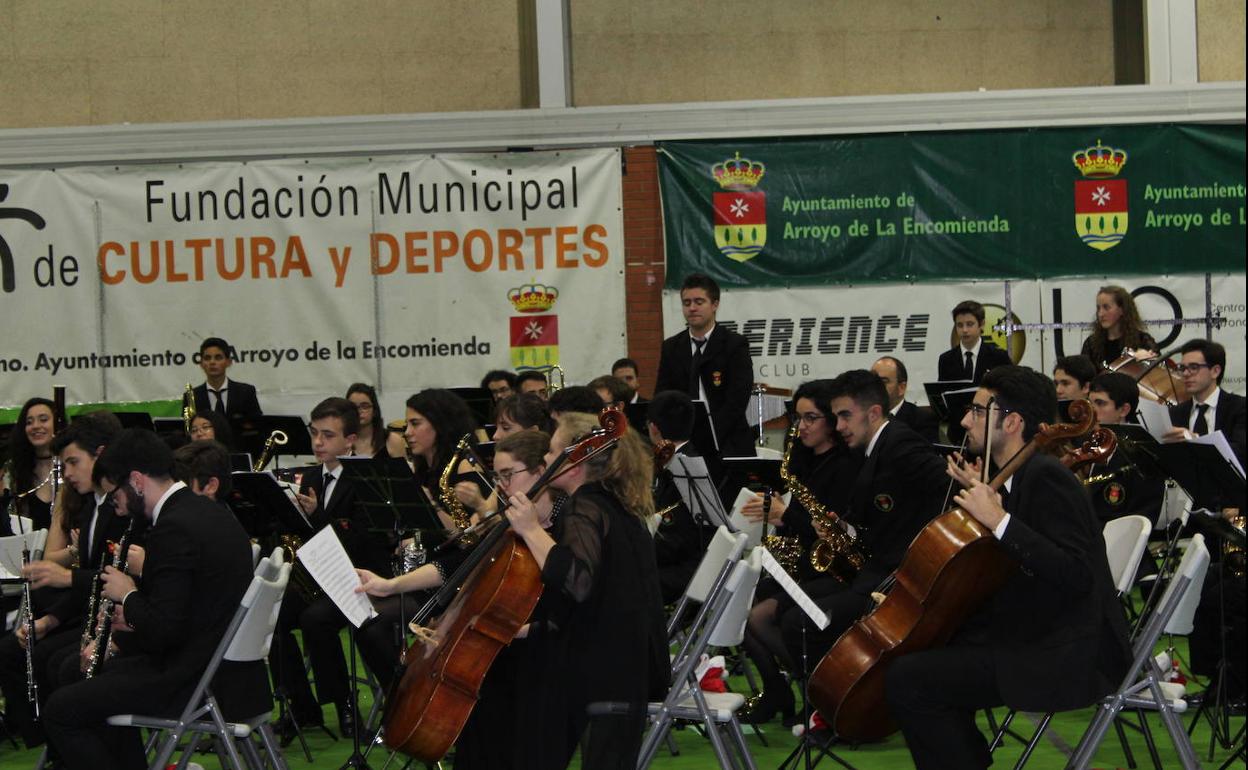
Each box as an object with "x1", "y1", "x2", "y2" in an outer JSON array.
[{"x1": 253, "y1": 430, "x2": 289, "y2": 472}]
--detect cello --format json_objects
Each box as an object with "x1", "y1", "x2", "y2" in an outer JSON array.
[
  {"x1": 807, "y1": 400, "x2": 1104, "y2": 742},
  {"x1": 381, "y1": 407, "x2": 627, "y2": 761}
]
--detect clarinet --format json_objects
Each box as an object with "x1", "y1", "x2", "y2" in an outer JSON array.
[
  {"x1": 84, "y1": 516, "x2": 136, "y2": 678},
  {"x1": 18, "y1": 545, "x2": 38, "y2": 718}
]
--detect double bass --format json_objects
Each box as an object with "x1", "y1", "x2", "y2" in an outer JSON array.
[
  {"x1": 808, "y1": 400, "x2": 1105, "y2": 742},
  {"x1": 381, "y1": 407, "x2": 627, "y2": 761}
]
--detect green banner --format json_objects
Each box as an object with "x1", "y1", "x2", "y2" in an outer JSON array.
[{"x1": 658, "y1": 125, "x2": 1245, "y2": 287}]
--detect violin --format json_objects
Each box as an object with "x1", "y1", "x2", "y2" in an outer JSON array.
[
  {"x1": 381, "y1": 406, "x2": 627, "y2": 761},
  {"x1": 807, "y1": 400, "x2": 1097, "y2": 742}
]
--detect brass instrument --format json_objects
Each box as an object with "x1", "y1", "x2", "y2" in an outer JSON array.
[
  {"x1": 182, "y1": 382, "x2": 196, "y2": 436},
  {"x1": 253, "y1": 429, "x2": 289, "y2": 471},
  {"x1": 534, "y1": 364, "x2": 566, "y2": 394},
  {"x1": 762, "y1": 431, "x2": 803, "y2": 574},
  {"x1": 439, "y1": 435, "x2": 476, "y2": 543},
  {"x1": 277, "y1": 533, "x2": 323, "y2": 602},
  {"x1": 779, "y1": 423, "x2": 867, "y2": 579},
  {"x1": 1225, "y1": 511, "x2": 1245, "y2": 578}
]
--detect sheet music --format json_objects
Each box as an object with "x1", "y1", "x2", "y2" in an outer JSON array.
[
  {"x1": 296, "y1": 527, "x2": 378, "y2": 628},
  {"x1": 728, "y1": 488, "x2": 792, "y2": 549},
  {"x1": 0, "y1": 530, "x2": 49, "y2": 577},
  {"x1": 757, "y1": 548, "x2": 829, "y2": 629},
  {"x1": 1191, "y1": 431, "x2": 1246, "y2": 478},
  {"x1": 264, "y1": 470, "x2": 313, "y2": 529},
  {"x1": 1135, "y1": 399, "x2": 1174, "y2": 440}
]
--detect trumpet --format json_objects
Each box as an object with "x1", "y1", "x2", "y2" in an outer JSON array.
[
  {"x1": 253, "y1": 429, "x2": 289, "y2": 472},
  {"x1": 182, "y1": 382, "x2": 196, "y2": 436}
]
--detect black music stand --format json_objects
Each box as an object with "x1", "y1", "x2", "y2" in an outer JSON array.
[
  {"x1": 228, "y1": 472, "x2": 313, "y2": 542},
  {"x1": 111, "y1": 411, "x2": 156, "y2": 431},
  {"x1": 1152, "y1": 441, "x2": 1245, "y2": 512},
  {"x1": 448, "y1": 386, "x2": 494, "y2": 427},
  {"x1": 668, "y1": 455, "x2": 731, "y2": 530},
  {"x1": 152, "y1": 417, "x2": 184, "y2": 436},
  {"x1": 689, "y1": 401, "x2": 725, "y2": 487},
  {"x1": 922, "y1": 381, "x2": 973, "y2": 423}
]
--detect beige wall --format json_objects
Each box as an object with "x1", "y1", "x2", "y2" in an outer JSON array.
[
  {"x1": 0, "y1": 0, "x2": 524, "y2": 129},
  {"x1": 1197, "y1": 0, "x2": 1246, "y2": 82},
  {"x1": 2, "y1": 0, "x2": 1244, "y2": 130},
  {"x1": 569, "y1": 0, "x2": 1116, "y2": 106}
]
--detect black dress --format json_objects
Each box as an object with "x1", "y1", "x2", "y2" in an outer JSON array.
[
  {"x1": 1081, "y1": 331, "x2": 1159, "y2": 368},
  {"x1": 513, "y1": 481, "x2": 668, "y2": 770}
]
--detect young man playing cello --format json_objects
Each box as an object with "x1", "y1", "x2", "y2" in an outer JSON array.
[{"x1": 884, "y1": 366, "x2": 1130, "y2": 769}]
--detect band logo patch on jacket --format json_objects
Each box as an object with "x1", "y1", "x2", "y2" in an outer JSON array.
[{"x1": 874, "y1": 493, "x2": 894, "y2": 512}]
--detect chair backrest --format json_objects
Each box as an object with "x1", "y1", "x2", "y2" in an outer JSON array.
[
  {"x1": 1160, "y1": 535, "x2": 1209, "y2": 636},
  {"x1": 1103, "y1": 515, "x2": 1152, "y2": 595},
  {"x1": 706, "y1": 547, "x2": 763, "y2": 648},
  {"x1": 685, "y1": 526, "x2": 748, "y2": 603},
  {"x1": 225, "y1": 562, "x2": 292, "y2": 662},
  {"x1": 255, "y1": 546, "x2": 285, "y2": 580},
  {"x1": 669, "y1": 558, "x2": 751, "y2": 691},
  {"x1": 250, "y1": 541, "x2": 262, "y2": 568}
]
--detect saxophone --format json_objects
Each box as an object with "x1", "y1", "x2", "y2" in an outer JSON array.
[
  {"x1": 253, "y1": 429, "x2": 289, "y2": 471},
  {"x1": 778, "y1": 423, "x2": 867, "y2": 580},
  {"x1": 439, "y1": 435, "x2": 476, "y2": 543},
  {"x1": 182, "y1": 382, "x2": 196, "y2": 436},
  {"x1": 762, "y1": 425, "x2": 804, "y2": 575}
]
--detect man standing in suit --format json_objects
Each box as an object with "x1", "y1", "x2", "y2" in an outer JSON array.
[
  {"x1": 42, "y1": 429, "x2": 265, "y2": 770},
  {"x1": 192, "y1": 337, "x2": 264, "y2": 422},
  {"x1": 779, "y1": 370, "x2": 947, "y2": 671},
  {"x1": 654, "y1": 273, "x2": 755, "y2": 458},
  {"x1": 885, "y1": 366, "x2": 1130, "y2": 770},
  {"x1": 873, "y1": 356, "x2": 939, "y2": 443},
  {"x1": 1163, "y1": 339, "x2": 1246, "y2": 465},
  {"x1": 937, "y1": 301, "x2": 1012, "y2": 384}
]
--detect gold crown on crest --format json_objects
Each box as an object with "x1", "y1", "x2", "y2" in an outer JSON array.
[
  {"x1": 712, "y1": 152, "x2": 766, "y2": 190},
  {"x1": 1072, "y1": 140, "x2": 1128, "y2": 178},
  {"x1": 508, "y1": 281, "x2": 558, "y2": 313}
]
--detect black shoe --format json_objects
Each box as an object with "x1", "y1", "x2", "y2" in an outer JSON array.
[{"x1": 738, "y1": 691, "x2": 795, "y2": 724}]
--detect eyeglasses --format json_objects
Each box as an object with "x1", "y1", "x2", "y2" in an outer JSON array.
[
  {"x1": 797, "y1": 413, "x2": 826, "y2": 426},
  {"x1": 1176, "y1": 363, "x2": 1211, "y2": 374},
  {"x1": 964, "y1": 403, "x2": 1013, "y2": 419},
  {"x1": 495, "y1": 466, "x2": 534, "y2": 484}
]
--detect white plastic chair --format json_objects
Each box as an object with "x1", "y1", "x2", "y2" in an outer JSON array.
[
  {"x1": 1068, "y1": 534, "x2": 1211, "y2": 770},
  {"x1": 638, "y1": 547, "x2": 764, "y2": 770},
  {"x1": 666, "y1": 526, "x2": 749, "y2": 643},
  {"x1": 108, "y1": 547, "x2": 292, "y2": 770}
]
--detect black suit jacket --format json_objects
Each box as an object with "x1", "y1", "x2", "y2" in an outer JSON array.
[
  {"x1": 193, "y1": 380, "x2": 264, "y2": 422},
  {"x1": 46, "y1": 496, "x2": 136, "y2": 625},
  {"x1": 302, "y1": 465, "x2": 392, "y2": 577},
  {"x1": 114, "y1": 488, "x2": 271, "y2": 720},
  {"x1": 654, "y1": 326, "x2": 755, "y2": 458},
  {"x1": 844, "y1": 420, "x2": 948, "y2": 585},
  {"x1": 937, "y1": 340, "x2": 1012, "y2": 384},
  {"x1": 892, "y1": 401, "x2": 940, "y2": 444},
  {"x1": 1169, "y1": 389, "x2": 1246, "y2": 465},
  {"x1": 1087, "y1": 446, "x2": 1165, "y2": 526},
  {"x1": 985, "y1": 453, "x2": 1131, "y2": 712}
]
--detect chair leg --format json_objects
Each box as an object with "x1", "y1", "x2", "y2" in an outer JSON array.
[
  {"x1": 1136, "y1": 708, "x2": 1164, "y2": 770},
  {"x1": 988, "y1": 708, "x2": 1015, "y2": 752},
  {"x1": 726, "y1": 717, "x2": 758, "y2": 770},
  {"x1": 150, "y1": 725, "x2": 190, "y2": 770},
  {"x1": 257, "y1": 723, "x2": 291, "y2": 770},
  {"x1": 637, "y1": 710, "x2": 674, "y2": 770},
  {"x1": 1113, "y1": 717, "x2": 1139, "y2": 769},
  {"x1": 1153, "y1": 701, "x2": 1201, "y2": 770},
  {"x1": 1012, "y1": 712, "x2": 1052, "y2": 770},
  {"x1": 1069, "y1": 698, "x2": 1125, "y2": 769}
]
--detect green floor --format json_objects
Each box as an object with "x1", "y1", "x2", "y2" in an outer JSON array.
[{"x1": 1, "y1": 638, "x2": 1241, "y2": 769}]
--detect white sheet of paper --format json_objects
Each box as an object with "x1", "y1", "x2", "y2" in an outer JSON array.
[
  {"x1": 296, "y1": 527, "x2": 378, "y2": 628},
  {"x1": 0, "y1": 529, "x2": 49, "y2": 577},
  {"x1": 1135, "y1": 399, "x2": 1174, "y2": 440},
  {"x1": 728, "y1": 488, "x2": 792, "y2": 548},
  {"x1": 1191, "y1": 431, "x2": 1246, "y2": 478},
  {"x1": 757, "y1": 548, "x2": 829, "y2": 629}
]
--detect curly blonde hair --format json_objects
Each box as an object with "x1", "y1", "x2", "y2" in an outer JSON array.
[{"x1": 554, "y1": 412, "x2": 654, "y2": 520}]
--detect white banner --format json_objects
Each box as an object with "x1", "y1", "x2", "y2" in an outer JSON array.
[
  {"x1": 663, "y1": 272, "x2": 1245, "y2": 403},
  {"x1": 0, "y1": 149, "x2": 625, "y2": 415}
]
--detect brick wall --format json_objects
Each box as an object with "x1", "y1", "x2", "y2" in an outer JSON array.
[{"x1": 621, "y1": 146, "x2": 667, "y2": 399}]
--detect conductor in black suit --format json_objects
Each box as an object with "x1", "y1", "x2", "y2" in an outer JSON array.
[
  {"x1": 43, "y1": 429, "x2": 268, "y2": 770},
  {"x1": 886, "y1": 366, "x2": 1131, "y2": 770},
  {"x1": 654, "y1": 273, "x2": 755, "y2": 458},
  {"x1": 873, "y1": 356, "x2": 939, "y2": 443},
  {"x1": 191, "y1": 337, "x2": 264, "y2": 423},
  {"x1": 1162, "y1": 339, "x2": 1246, "y2": 466}
]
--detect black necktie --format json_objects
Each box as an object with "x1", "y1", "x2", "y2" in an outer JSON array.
[
  {"x1": 964, "y1": 350, "x2": 974, "y2": 380},
  {"x1": 689, "y1": 338, "x2": 706, "y2": 398},
  {"x1": 211, "y1": 388, "x2": 227, "y2": 414},
  {"x1": 1193, "y1": 403, "x2": 1210, "y2": 436},
  {"x1": 323, "y1": 472, "x2": 337, "y2": 508}
]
